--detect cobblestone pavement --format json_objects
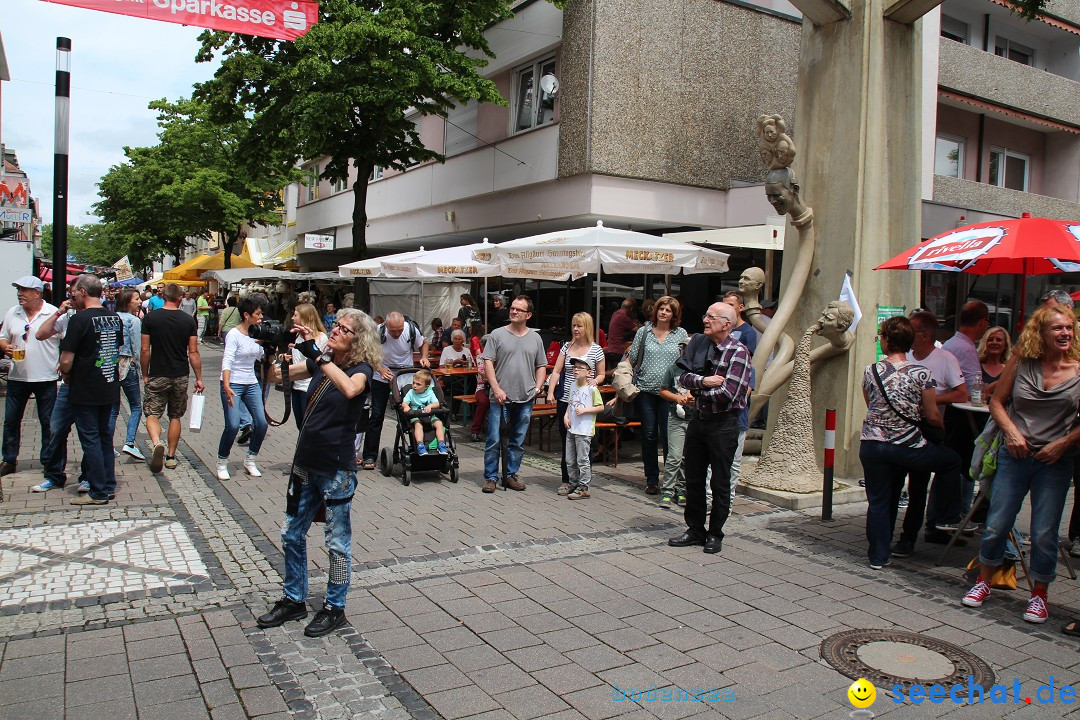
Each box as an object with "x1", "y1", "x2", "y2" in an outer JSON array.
[{"x1": 3, "y1": 342, "x2": 1080, "y2": 719}]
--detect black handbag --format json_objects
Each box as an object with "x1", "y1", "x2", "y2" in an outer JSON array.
[{"x1": 871, "y1": 363, "x2": 946, "y2": 444}]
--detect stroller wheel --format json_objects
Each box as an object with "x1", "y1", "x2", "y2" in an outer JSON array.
[
  {"x1": 378, "y1": 448, "x2": 392, "y2": 477},
  {"x1": 449, "y1": 465, "x2": 459, "y2": 483},
  {"x1": 403, "y1": 469, "x2": 411, "y2": 486}
]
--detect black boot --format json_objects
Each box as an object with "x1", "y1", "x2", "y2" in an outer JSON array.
[
  {"x1": 304, "y1": 604, "x2": 348, "y2": 638},
  {"x1": 256, "y1": 598, "x2": 308, "y2": 628}
]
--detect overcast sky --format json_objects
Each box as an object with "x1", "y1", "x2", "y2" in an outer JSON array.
[{"x1": 3, "y1": 0, "x2": 220, "y2": 225}]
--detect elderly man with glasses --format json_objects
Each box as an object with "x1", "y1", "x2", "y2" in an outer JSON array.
[
  {"x1": 668, "y1": 302, "x2": 752, "y2": 554},
  {"x1": 0, "y1": 276, "x2": 62, "y2": 477}
]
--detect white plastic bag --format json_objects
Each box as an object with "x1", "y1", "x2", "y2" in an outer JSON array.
[{"x1": 188, "y1": 392, "x2": 205, "y2": 431}]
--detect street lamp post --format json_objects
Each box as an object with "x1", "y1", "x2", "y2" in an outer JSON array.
[{"x1": 53, "y1": 37, "x2": 71, "y2": 299}]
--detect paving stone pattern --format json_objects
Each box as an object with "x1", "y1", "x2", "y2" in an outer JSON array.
[{"x1": 3, "y1": 342, "x2": 1080, "y2": 719}]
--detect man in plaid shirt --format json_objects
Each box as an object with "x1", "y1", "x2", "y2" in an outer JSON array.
[{"x1": 669, "y1": 302, "x2": 753, "y2": 554}]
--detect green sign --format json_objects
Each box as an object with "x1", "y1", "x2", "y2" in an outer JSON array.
[{"x1": 875, "y1": 305, "x2": 906, "y2": 361}]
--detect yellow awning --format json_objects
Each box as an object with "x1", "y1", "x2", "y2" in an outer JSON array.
[{"x1": 163, "y1": 251, "x2": 260, "y2": 281}]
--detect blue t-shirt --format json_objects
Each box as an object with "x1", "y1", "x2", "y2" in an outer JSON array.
[
  {"x1": 147, "y1": 295, "x2": 165, "y2": 311},
  {"x1": 404, "y1": 385, "x2": 439, "y2": 411}
]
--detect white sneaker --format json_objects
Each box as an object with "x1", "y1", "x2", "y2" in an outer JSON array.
[
  {"x1": 122, "y1": 444, "x2": 146, "y2": 461},
  {"x1": 216, "y1": 463, "x2": 230, "y2": 481},
  {"x1": 244, "y1": 458, "x2": 262, "y2": 477}
]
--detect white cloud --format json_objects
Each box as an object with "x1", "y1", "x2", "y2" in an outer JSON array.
[{"x1": 2, "y1": 0, "x2": 220, "y2": 224}]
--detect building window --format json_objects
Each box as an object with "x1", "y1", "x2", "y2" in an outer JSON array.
[
  {"x1": 941, "y1": 15, "x2": 968, "y2": 44},
  {"x1": 988, "y1": 148, "x2": 1029, "y2": 192},
  {"x1": 994, "y1": 38, "x2": 1034, "y2": 66},
  {"x1": 368, "y1": 165, "x2": 384, "y2": 182},
  {"x1": 934, "y1": 135, "x2": 965, "y2": 178},
  {"x1": 332, "y1": 176, "x2": 349, "y2": 194},
  {"x1": 303, "y1": 167, "x2": 319, "y2": 202},
  {"x1": 445, "y1": 99, "x2": 478, "y2": 157},
  {"x1": 513, "y1": 56, "x2": 557, "y2": 133}
]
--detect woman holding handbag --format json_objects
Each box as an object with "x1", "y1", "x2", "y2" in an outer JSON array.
[
  {"x1": 624, "y1": 297, "x2": 688, "y2": 495},
  {"x1": 859, "y1": 316, "x2": 958, "y2": 570},
  {"x1": 112, "y1": 288, "x2": 145, "y2": 461},
  {"x1": 547, "y1": 312, "x2": 605, "y2": 495}
]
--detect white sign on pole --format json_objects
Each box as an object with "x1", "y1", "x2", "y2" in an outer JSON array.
[{"x1": 304, "y1": 233, "x2": 335, "y2": 251}]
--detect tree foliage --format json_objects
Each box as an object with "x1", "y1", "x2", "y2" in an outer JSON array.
[
  {"x1": 41, "y1": 223, "x2": 125, "y2": 267},
  {"x1": 194, "y1": 0, "x2": 513, "y2": 279},
  {"x1": 95, "y1": 96, "x2": 298, "y2": 270}
]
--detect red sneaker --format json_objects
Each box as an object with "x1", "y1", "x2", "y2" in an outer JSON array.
[
  {"x1": 1023, "y1": 594, "x2": 1048, "y2": 624},
  {"x1": 962, "y1": 580, "x2": 990, "y2": 608}
]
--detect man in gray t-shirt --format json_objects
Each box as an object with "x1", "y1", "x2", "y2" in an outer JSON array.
[{"x1": 480, "y1": 295, "x2": 547, "y2": 493}]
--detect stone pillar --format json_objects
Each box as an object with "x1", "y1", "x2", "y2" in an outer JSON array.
[{"x1": 774, "y1": 0, "x2": 926, "y2": 477}]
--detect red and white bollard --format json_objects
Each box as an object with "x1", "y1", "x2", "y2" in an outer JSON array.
[{"x1": 822, "y1": 408, "x2": 836, "y2": 521}]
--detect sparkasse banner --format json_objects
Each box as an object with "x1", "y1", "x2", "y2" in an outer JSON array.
[{"x1": 40, "y1": 0, "x2": 319, "y2": 42}]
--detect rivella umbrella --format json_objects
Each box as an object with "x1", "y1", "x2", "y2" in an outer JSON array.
[
  {"x1": 875, "y1": 214, "x2": 1080, "y2": 275},
  {"x1": 875, "y1": 213, "x2": 1080, "y2": 325}
]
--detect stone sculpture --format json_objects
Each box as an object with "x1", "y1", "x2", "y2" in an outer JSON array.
[
  {"x1": 742, "y1": 114, "x2": 856, "y2": 492},
  {"x1": 756, "y1": 114, "x2": 797, "y2": 170}
]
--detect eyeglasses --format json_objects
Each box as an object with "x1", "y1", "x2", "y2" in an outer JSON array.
[
  {"x1": 703, "y1": 314, "x2": 730, "y2": 324},
  {"x1": 509, "y1": 307, "x2": 530, "y2": 314},
  {"x1": 22, "y1": 323, "x2": 29, "y2": 342},
  {"x1": 331, "y1": 322, "x2": 355, "y2": 336}
]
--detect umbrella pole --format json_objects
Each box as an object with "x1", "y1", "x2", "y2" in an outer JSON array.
[
  {"x1": 484, "y1": 277, "x2": 488, "y2": 332},
  {"x1": 596, "y1": 265, "x2": 602, "y2": 326},
  {"x1": 1018, "y1": 262, "x2": 1028, "y2": 334}
]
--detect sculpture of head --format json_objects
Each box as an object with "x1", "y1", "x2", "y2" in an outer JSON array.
[
  {"x1": 764, "y1": 167, "x2": 803, "y2": 217},
  {"x1": 816, "y1": 300, "x2": 855, "y2": 344},
  {"x1": 738, "y1": 267, "x2": 766, "y2": 298}
]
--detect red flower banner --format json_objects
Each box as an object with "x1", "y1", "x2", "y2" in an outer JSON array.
[{"x1": 41, "y1": 0, "x2": 318, "y2": 42}]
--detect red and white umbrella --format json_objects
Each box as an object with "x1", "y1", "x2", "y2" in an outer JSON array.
[{"x1": 876, "y1": 213, "x2": 1080, "y2": 275}]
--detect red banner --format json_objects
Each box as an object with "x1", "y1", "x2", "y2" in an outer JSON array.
[{"x1": 41, "y1": 0, "x2": 318, "y2": 42}]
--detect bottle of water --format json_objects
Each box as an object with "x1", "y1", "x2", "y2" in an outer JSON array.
[{"x1": 970, "y1": 376, "x2": 984, "y2": 405}]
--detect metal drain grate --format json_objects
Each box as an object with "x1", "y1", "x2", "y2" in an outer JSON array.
[{"x1": 820, "y1": 628, "x2": 995, "y2": 691}]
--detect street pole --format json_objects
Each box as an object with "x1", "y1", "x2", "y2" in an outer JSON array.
[
  {"x1": 822, "y1": 407, "x2": 836, "y2": 521},
  {"x1": 53, "y1": 37, "x2": 71, "y2": 300}
]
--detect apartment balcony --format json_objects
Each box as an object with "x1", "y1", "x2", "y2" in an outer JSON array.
[
  {"x1": 932, "y1": 174, "x2": 1080, "y2": 219},
  {"x1": 938, "y1": 38, "x2": 1080, "y2": 128}
]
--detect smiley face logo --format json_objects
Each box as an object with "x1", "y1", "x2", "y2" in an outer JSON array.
[{"x1": 847, "y1": 678, "x2": 876, "y2": 708}]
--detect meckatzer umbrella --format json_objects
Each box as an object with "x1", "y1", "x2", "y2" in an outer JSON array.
[{"x1": 876, "y1": 213, "x2": 1080, "y2": 323}]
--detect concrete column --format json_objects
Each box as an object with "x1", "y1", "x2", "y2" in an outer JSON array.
[{"x1": 775, "y1": 0, "x2": 926, "y2": 477}]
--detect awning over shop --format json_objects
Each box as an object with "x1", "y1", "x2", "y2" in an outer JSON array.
[{"x1": 664, "y1": 221, "x2": 786, "y2": 251}]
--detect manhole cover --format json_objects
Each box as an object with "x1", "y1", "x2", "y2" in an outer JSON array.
[{"x1": 820, "y1": 629, "x2": 995, "y2": 690}]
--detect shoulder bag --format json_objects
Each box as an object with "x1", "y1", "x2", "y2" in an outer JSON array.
[
  {"x1": 871, "y1": 362, "x2": 946, "y2": 444},
  {"x1": 613, "y1": 325, "x2": 648, "y2": 402}
]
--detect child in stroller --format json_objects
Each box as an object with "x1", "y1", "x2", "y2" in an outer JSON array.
[
  {"x1": 403, "y1": 370, "x2": 448, "y2": 455},
  {"x1": 380, "y1": 368, "x2": 460, "y2": 485}
]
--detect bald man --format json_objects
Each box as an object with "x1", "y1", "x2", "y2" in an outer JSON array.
[{"x1": 669, "y1": 302, "x2": 753, "y2": 554}]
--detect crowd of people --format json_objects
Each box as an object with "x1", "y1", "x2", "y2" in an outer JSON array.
[
  {"x1": 859, "y1": 290, "x2": 1080, "y2": 629},
  {"x1": 7, "y1": 271, "x2": 1080, "y2": 637}
]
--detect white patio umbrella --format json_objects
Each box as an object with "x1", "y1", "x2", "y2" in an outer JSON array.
[{"x1": 478, "y1": 221, "x2": 730, "y2": 319}]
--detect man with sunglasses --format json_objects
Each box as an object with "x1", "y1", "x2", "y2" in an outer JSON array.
[{"x1": 0, "y1": 276, "x2": 61, "y2": 477}]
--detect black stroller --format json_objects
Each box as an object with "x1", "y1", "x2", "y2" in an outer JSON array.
[{"x1": 378, "y1": 368, "x2": 460, "y2": 485}]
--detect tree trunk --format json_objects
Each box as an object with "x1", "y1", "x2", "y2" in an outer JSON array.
[
  {"x1": 351, "y1": 158, "x2": 374, "y2": 312},
  {"x1": 222, "y1": 230, "x2": 236, "y2": 270}
]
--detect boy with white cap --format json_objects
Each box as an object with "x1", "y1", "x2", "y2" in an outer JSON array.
[{"x1": 563, "y1": 356, "x2": 604, "y2": 500}]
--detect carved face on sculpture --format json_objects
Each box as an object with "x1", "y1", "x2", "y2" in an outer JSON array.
[
  {"x1": 738, "y1": 268, "x2": 765, "y2": 297},
  {"x1": 816, "y1": 301, "x2": 855, "y2": 344},
  {"x1": 764, "y1": 167, "x2": 803, "y2": 217}
]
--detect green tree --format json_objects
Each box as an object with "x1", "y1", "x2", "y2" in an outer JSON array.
[
  {"x1": 41, "y1": 223, "x2": 128, "y2": 267},
  {"x1": 195, "y1": 0, "x2": 512, "y2": 304},
  {"x1": 96, "y1": 96, "x2": 297, "y2": 270}
]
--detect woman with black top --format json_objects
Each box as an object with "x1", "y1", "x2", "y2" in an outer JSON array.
[
  {"x1": 457, "y1": 294, "x2": 481, "y2": 336},
  {"x1": 256, "y1": 308, "x2": 381, "y2": 638}
]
